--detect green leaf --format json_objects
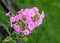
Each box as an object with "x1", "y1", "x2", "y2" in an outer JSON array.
[
  {"x1": 7, "y1": 40, "x2": 16, "y2": 43},
  {"x1": 0, "y1": 36, "x2": 2, "y2": 43}
]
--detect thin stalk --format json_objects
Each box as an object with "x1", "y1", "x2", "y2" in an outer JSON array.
[
  {"x1": 1, "y1": 0, "x2": 10, "y2": 11},
  {"x1": 16, "y1": 33, "x2": 21, "y2": 43},
  {"x1": 7, "y1": 0, "x2": 12, "y2": 13},
  {"x1": 1, "y1": 22, "x2": 11, "y2": 36}
]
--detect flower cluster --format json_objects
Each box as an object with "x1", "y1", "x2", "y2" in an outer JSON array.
[{"x1": 6, "y1": 7, "x2": 45, "y2": 35}]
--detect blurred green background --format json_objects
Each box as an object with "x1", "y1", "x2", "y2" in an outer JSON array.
[{"x1": 0, "y1": 0, "x2": 60, "y2": 43}]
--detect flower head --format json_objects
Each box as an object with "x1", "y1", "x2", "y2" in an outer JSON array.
[
  {"x1": 6, "y1": 7, "x2": 45, "y2": 35},
  {"x1": 22, "y1": 29, "x2": 31, "y2": 35}
]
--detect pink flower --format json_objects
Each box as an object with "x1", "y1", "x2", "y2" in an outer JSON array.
[
  {"x1": 6, "y1": 12, "x2": 10, "y2": 16},
  {"x1": 22, "y1": 8, "x2": 30, "y2": 15},
  {"x1": 22, "y1": 8, "x2": 35, "y2": 17},
  {"x1": 40, "y1": 11, "x2": 45, "y2": 19},
  {"x1": 29, "y1": 9, "x2": 35, "y2": 17},
  {"x1": 15, "y1": 14, "x2": 22, "y2": 21},
  {"x1": 12, "y1": 24, "x2": 21, "y2": 32},
  {"x1": 28, "y1": 24, "x2": 35, "y2": 31},
  {"x1": 18, "y1": 9, "x2": 23, "y2": 14},
  {"x1": 25, "y1": 17, "x2": 31, "y2": 23},
  {"x1": 10, "y1": 17, "x2": 15, "y2": 22},
  {"x1": 31, "y1": 7, "x2": 39, "y2": 12},
  {"x1": 22, "y1": 29, "x2": 31, "y2": 35},
  {"x1": 35, "y1": 19, "x2": 42, "y2": 27},
  {"x1": 27, "y1": 21, "x2": 35, "y2": 31},
  {"x1": 35, "y1": 11, "x2": 45, "y2": 26}
]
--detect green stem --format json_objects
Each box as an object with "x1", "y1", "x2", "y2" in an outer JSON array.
[
  {"x1": 1, "y1": 23, "x2": 11, "y2": 36},
  {"x1": 3, "y1": 31, "x2": 17, "y2": 43}
]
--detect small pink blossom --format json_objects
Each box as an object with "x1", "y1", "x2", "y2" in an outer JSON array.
[
  {"x1": 23, "y1": 8, "x2": 35, "y2": 17},
  {"x1": 31, "y1": 7, "x2": 39, "y2": 12},
  {"x1": 10, "y1": 17, "x2": 15, "y2": 22},
  {"x1": 12, "y1": 24, "x2": 21, "y2": 32},
  {"x1": 40, "y1": 11, "x2": 45, "y2": 19},
  {"x1": 25, "y1": 17, "x2": 31, "y2": 23},
  {"x1": 27, "y1": 21, "x2": 35, "y2": 31},
  {"x1": 22, "y1": 29, "x2": 31, "y2": 35},
  {"x1": 18, "y1": 9, "x2": 23, "y2": 14},
  {"x1": 29, "y1": 9, "x2": 35, "y2": 17},
  {"x1": 15, "y1": 14, "x2": 22, "y2": 21},
  {"x1": 35, "y1": 11, "x2": 45, "y2": 27},
  {"x1": 22, "y1": 8, "x2": 30, "y2": 15},
  {"x1": 6, "y1": 12, "x2": 10, "y2": 16},
  {"x1": 35, "y1": 19, "x2": 42, "y2": 27}
]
